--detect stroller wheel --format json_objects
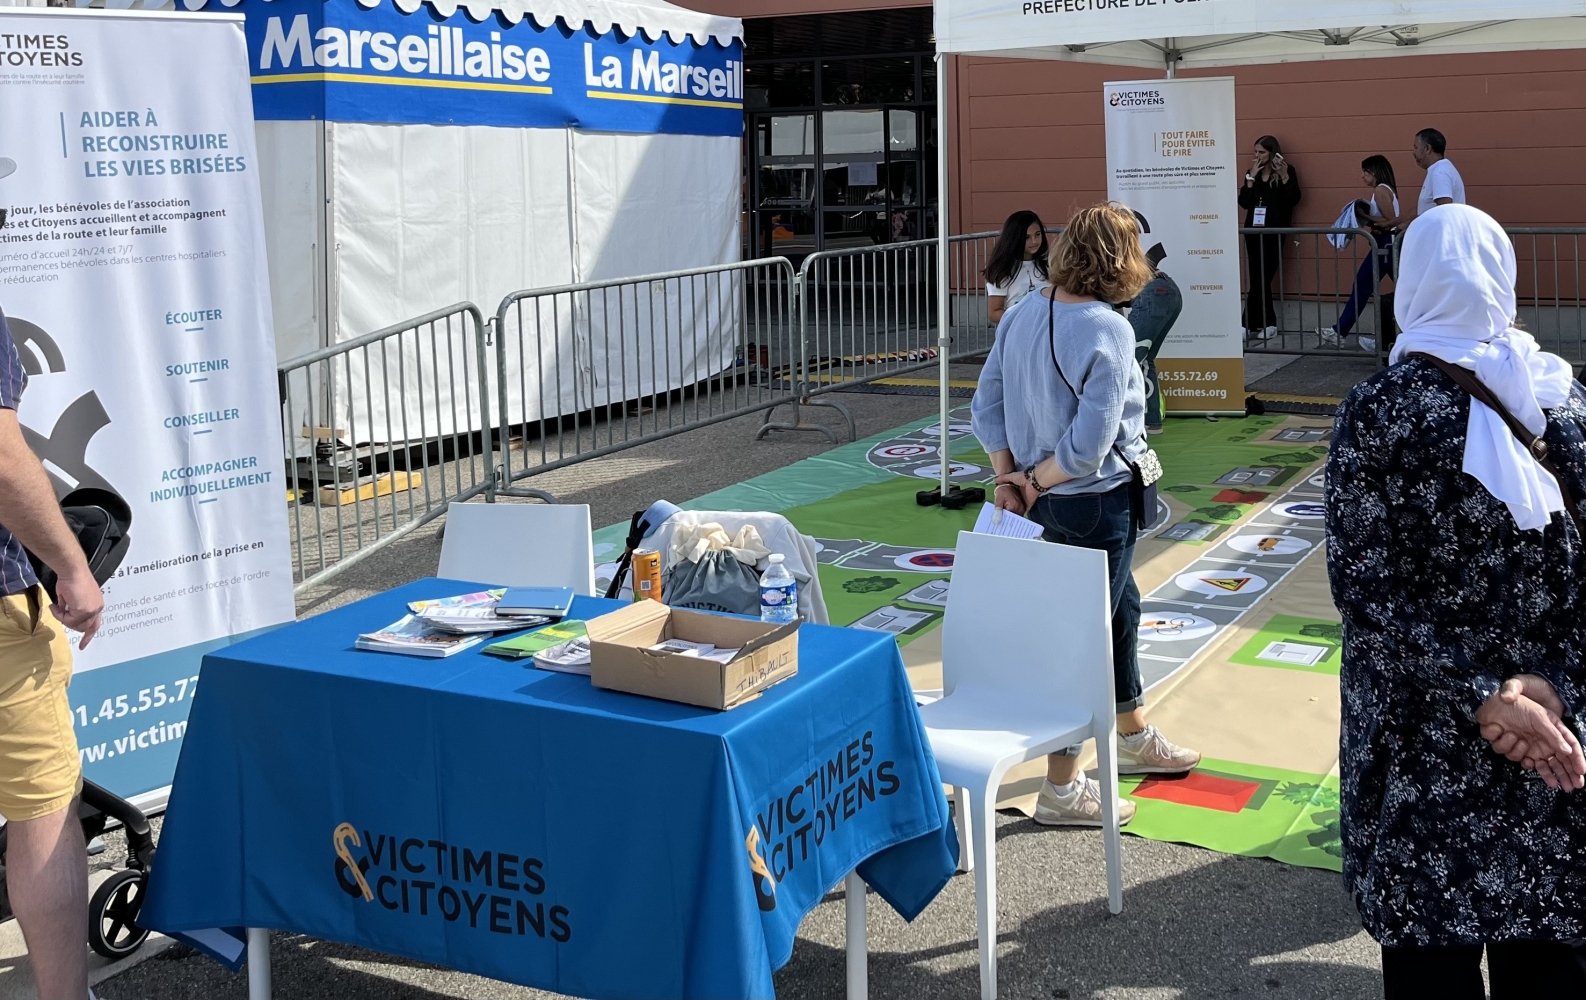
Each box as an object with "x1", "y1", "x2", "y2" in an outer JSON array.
[{"x1": 89, "y1": 869, "x2": 150, "y2": 959}]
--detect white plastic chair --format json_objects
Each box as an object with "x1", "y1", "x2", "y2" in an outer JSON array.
[
  {"x1": 919, "y1": 530, "x2": 1123, "y2": 1000},
  {"x1": 436, "y1": 502, "x2": 596, "y2": 594}
]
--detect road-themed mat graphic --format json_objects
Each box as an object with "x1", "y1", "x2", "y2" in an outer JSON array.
[{"x1": 592, "y1": 407, "x2": 1344, "y2": 870}]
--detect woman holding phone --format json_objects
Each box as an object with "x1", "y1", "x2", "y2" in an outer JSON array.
[
  {"x1": 1239, "y1": 136, "x2": 1301, "y2": 340},
  {"x1": 984, "y1": 210, "x2": 1050, "y2": 326}
]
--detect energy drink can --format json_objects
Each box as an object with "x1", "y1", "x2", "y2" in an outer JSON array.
[{"x1": 632, "y1": 548, "x2": 663, "y2": 603}]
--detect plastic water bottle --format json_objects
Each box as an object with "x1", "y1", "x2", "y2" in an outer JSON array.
[{"x1": 759, "y1": 554, "x2": 798, "y2": 624}]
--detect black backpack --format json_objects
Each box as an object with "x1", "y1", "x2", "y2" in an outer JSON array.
[{"x1": 26, "y1": 488, "x2": 132, "y2": 603}]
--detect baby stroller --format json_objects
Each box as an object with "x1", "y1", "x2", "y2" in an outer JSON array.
[{"x1": 0, "y1": 778, "x2": 157, "y2": 959}]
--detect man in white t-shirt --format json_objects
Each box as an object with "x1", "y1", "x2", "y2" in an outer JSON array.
[{"x1": 1413, "y1": 128, "x2": 1466, "y2": 216}]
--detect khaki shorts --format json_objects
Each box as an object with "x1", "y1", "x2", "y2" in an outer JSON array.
[{"x1": 0, "y1": 587, "x2": 81, "y2": 821}]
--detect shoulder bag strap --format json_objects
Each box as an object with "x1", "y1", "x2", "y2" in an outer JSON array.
[
  {"x1": 1048, "y1": 291, "x2": 1146, "y2": 468},
  {"x1": 1409, "y1": 351, "x2": 1584, "y2": 537}
]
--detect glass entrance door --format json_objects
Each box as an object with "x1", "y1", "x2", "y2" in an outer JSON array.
[{"x1": 752, "y1": 112, "x2": 817, "y2": 260}]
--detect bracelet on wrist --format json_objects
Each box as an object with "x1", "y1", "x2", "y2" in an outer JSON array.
[{"x1": 1024, "y1": 466, "x2": 1050, "y2": 495}]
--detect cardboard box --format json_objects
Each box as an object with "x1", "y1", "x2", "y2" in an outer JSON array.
[{"x1": 586, "y1": 602, "x2": 798, "y2": 710}]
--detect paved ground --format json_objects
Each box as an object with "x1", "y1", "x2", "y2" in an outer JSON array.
[
  {"x1": 89, "y1": 359, "x2": 1388, "y2": 1000},
  {"x1": 1245, "y1": 355, "x2": 1382, "y2": 400}
]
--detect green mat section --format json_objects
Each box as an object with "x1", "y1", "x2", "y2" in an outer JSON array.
[
  {"x1": 590, "y1": 410, "x2": 1344, "y2": 871},
  {"x1": 1121, "y1": 758, "x2": 1342, "y2": 872}
]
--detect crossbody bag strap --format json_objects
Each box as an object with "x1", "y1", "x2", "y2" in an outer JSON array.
[
  {"x1": 1409, "y1": 351, "x2": 1585, "y2": 537},
  {"x1": 1410, "y1": 352, "x2": 1547, "y2": 458},
  {"x1": 1047, "y1": 291, "x2": 1143, "y2": 467}
]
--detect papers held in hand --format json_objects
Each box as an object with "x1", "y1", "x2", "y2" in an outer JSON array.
[{"x1": 972, "y1": 502, "x2": 1045, "y2": 540}]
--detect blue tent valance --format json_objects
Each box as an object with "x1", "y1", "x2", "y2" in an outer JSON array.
[{"x1": 234, "y1": 0, "x2": 743, "y2": 136}]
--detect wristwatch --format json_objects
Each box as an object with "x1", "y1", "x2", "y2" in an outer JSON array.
[{"x1": 1464, "y1": 673, "x2": 1502, "y2": 722}]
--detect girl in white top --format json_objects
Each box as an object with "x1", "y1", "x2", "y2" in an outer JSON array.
[
  {"x1": 1322, "y1": 155, "x2": 1403, "y2": 349},
  {"x1": 984, "y1": 210, "x2": 1049, "y2": 326}
]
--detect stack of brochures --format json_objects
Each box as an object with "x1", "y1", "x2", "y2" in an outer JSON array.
[
  {"x1": 357, "y1": 589, "x2": 561, "y2": 658},
  {"x1": 533, "y1": 636, "x2": 593, "y2": 675},
  {"x1": 482, "y1": 620, "x2": 587, "y2": 660},
  {"x1": 648, "y1": 639, "x2": 741, "y2": 664},
  {"x1": 355, "y1": 615, "x2": 487, "y2": 658},
  {"x1": 408, "y1": 589, "x2": 551, "y2": 635}
]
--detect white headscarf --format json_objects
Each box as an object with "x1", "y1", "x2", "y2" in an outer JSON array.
[{"x1": 1389, "y1": 204, "x2": 1575, "y2": 531}]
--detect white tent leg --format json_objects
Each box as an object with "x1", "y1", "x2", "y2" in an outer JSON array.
[
  {"x1": 935, "y1": 51, "x2": 952, "y2": 496},
  {"x1": 845, "y1": 869, "x2": 868, "y2": 999},
  {"x1": 247, "y1": 928, "x2": 272, "y2": 1000}
]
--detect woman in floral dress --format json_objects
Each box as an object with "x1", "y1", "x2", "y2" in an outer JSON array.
[{"x1": 1327, "y1": 204, "x2": 1586, "y2": 998}]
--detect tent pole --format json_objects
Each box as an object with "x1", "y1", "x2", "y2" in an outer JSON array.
[
  {"x1": 935, "y1": 51, "x2": 951, "y2": 495},
  {"x1": 1165, "y1": 38, "x2": 1176, "y2": 78}
]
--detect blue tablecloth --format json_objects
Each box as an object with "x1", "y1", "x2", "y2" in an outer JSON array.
[{"x1": 141, "y1": 580, "x2": 958, "y2": 999}]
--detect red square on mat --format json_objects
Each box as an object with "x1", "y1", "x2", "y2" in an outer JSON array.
[
  {"x1": 1131, "y1": 772, "x2": 1261, "y2": 813},
  {"x1": 1213, "y1": 489, "x2": 1269, "y2": 505}
]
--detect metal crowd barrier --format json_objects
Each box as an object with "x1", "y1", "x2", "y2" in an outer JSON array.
[
  {"x1": 281, "y1": 226, "x2": 1585, "y2": 592},
  {"x1": 491, "y1": 257, "x2": 800, "y2": 494},
  {"x1": 1509, "y1": 228, "x2": 1585, "y2": 365},
  {"x1": 1238, "y1": 226, "x2": 1385, "y2": 359},
  {"x1": 1237, "y1": 225, "x2": 1586, "y2": 363},
  {"x1": 280, "y1": 303, "x2": 493, "y2": 593},
  {"x1": 755, "y1": 231, "x2": 1003, "y2": 441}
]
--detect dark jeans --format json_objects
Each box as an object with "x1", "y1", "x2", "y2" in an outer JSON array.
[
  {"x1": 1334, "y1": 233, "x2": 1395, "y2": 336},
  {"x1": 1382, "y1": 941, "x2": 1586, "y2": 999},
  {"x1": 1243, "y1": 232, "x2": 1283, "y2": 330},
  {"x1": 1129, "y1": 273, "x2": 1183, "y2": 430},
  {"x1": 1025, "y1": 484, "x2": 1144, "y2": 748}
]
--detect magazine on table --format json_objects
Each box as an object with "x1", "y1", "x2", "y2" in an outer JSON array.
[
  {"x1": 416, "y1": 605, "x2": 550, "y2": 634},
  {"x1": 356, "y1": 615, "x2": 485, "y2": 658},
  {"x1": 405, "y1": 588, "x2": 548, "y2": 634},
  {"x1": 483, "y1": 621, "x2": 588, "y2": 660},
  {"x1": 406, "y1": 589, "x2": 506, "y2": 615},
  {"x1": 497, "y1": 586, "x2": 576, "y2": 618}
]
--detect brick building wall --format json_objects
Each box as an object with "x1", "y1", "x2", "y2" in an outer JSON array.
[{"x1": 955, "y1": 48, "x2": 1586, "y2": 234}]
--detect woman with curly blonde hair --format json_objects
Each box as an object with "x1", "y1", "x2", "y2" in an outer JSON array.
[{"x1": 971, "y1": 202, "x2": 1201, "y2": 827}]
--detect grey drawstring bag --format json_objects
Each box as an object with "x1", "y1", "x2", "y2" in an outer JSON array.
[{"x1": 664, "y1": 550, "x2": 761, "y2": 616}]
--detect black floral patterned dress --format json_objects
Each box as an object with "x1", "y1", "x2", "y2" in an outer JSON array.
[{"x1": 1327, "y1": 356, "x2": 1586, "y2": 947}]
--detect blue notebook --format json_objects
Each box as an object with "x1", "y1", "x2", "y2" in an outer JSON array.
[{"x1": 496, "y1": 586, "x2": 575, "y2": 617}]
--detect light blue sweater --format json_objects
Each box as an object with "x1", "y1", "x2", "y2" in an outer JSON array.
[{"x1": 970, "y1": 290, "x2": 1146, "y2": 495}]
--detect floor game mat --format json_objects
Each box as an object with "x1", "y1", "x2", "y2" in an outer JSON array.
[{"x1": 592, "y1": 408, "x2": 1342, "y2": 870}]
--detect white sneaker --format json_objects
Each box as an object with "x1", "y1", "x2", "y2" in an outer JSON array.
[
  {"x1": 1033, "y1": 775, "x2": 1136, "y2": 827},
  {"x1": 1359, "y1": 336, "x2": 1377, "y2": 353},
  {"x1": 1117, "y1": 725, "x2": 1201, "y2": 775},
  {"x1": 1317, "y1": 327, "x2": 1341, "y2": 348},
  {"x1": 1245, "y1": 328, "x2": 1269, "y2": 343},
  {"x1": 1263, "y1": 325, "x2": 1279, "y2": 339}
]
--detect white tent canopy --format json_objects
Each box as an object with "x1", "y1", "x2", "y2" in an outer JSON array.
[
  {"x1": 923, "y1": 0, "x2": 1586, "y2": 490},
  {"x1": 934, "y1": 1, "x2": 1586, "y2": 66}
]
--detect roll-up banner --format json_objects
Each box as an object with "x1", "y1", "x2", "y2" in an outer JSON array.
[
  {"x1": 1104, "y1": 76, "x2": 1243, "y2": 414},
  {"x1": 246, "y1": 0, "x2": 744, "y2": 136},
  {"x1": 0, "y1": 8, "x2": 294, "y2": 803}
]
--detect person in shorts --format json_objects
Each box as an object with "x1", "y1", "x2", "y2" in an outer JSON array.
[{"x1": 0, "y1": 307, "x2": 104, "y2": 1000}]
